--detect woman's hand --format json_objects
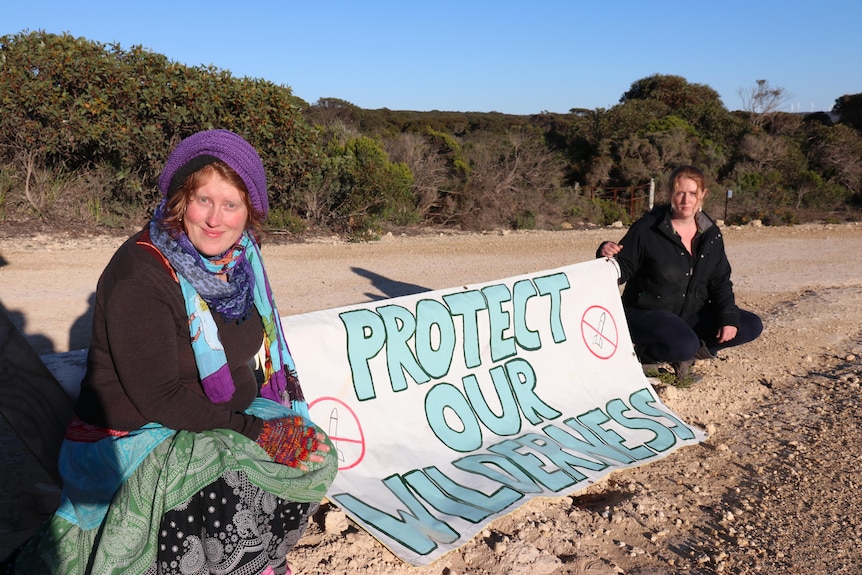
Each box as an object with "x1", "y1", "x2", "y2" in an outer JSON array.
[
  {"x1": 303, "y1": 432, "x2": 331, "y2": 470},
  {"x1": 716, "y1": 325, "x2": 738, "y2": 343},
  {"x1": 599, "y1": 241, "x2": 623, "y2": 258},
  {"x1": 256, "y1": 416, "x2": 331, "y2": 471}
]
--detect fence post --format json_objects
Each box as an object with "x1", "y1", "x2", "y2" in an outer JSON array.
[
  {"x1": 649, "y1": 179, "x2": 655, "y2": 210},
  {"x1": 725, "y1": 189, "x2": 732, "y2": 221}
]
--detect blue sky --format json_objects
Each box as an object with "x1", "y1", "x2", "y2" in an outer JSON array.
[{"x1": 4, "y1": 1, "x2": 860, "y2": 115}]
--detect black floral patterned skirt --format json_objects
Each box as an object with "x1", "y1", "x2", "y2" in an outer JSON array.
[{"x1": 154, "y1": 473, "x2": 317, "y2": 575}]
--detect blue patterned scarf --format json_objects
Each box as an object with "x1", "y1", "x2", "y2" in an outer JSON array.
[{"x1": 147, "y1": 220, "x2": 306, "y2": 415}]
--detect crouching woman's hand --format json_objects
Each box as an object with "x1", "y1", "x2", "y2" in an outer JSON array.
[{"x1": 256, "y1": 416, "x2": 332, "y2": 471}]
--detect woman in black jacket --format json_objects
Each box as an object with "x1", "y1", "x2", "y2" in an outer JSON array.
[{"x1": 598, "y1": 165, "x2": 762, "y2": 384}]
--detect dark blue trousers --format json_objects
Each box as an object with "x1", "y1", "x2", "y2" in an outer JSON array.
[{"x1": 625, "y1": 306, "x2": 763, "y2": 364}]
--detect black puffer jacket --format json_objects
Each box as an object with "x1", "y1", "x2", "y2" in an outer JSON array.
[{"x1": 604, "y1": 205, "x2": 740, "y2": 327}]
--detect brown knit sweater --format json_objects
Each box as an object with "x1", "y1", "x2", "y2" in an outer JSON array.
[{"x1": 75, "y1": 229, "x2": 265, "y2": 439}]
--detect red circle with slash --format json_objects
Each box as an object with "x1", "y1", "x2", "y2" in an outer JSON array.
[
  {"x1": 580, "y1": 305, "x2": 618, "y2": 360},
  {"x1": 309, "y1": 396, "x2": 366, "y2": 470}
]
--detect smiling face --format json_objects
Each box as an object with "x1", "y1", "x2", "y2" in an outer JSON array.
[
  {"x1": 183, "y1": 171, "x2": 249, "y2": 257},
  {"x1": 670, "y1": 175, "x2": 707, "y2": 221}
]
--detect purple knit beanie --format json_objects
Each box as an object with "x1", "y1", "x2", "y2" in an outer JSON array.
[{"x1": 158, "y1": 129, "x2": 269, "y2": 218}]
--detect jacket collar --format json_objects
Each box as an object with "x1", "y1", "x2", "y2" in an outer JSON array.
[{"x1": 655, "y1": 204, "x2": 716, "y2": 233}]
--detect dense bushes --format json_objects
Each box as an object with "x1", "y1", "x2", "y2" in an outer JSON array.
[
  {"x1": 1, "y1": 31, "x2": 859, "y2": 237},
  {"x1": 0, "y1": 31, "x2": 321, "y2": 223}
]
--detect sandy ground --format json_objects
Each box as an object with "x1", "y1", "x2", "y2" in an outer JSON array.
[{"x1": 1, "y1": 222, "x2": 861, "y2": 574}]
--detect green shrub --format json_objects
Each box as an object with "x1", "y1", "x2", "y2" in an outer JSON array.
[
  {"x1": 265, "y1": 207, "x2": 306, "y2": 235},
  {"x1": 512, "y1": 210, "x2": 537, "y2": 230},
  {"x1": 596, "y1": 197, "x2": 632, "y2": 226}
]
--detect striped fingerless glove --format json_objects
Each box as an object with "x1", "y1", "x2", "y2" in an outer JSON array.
[{"x1": 256, "y1": 416, "x2": 320, "y2": 468}]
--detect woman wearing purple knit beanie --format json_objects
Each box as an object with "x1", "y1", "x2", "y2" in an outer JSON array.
[{"x1": 14, "y1": 130, "x2": 337, "y2": 575}]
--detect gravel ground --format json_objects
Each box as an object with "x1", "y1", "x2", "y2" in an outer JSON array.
[{"x1": 1, "y1": 222, "x2": 861, "y2": 574}]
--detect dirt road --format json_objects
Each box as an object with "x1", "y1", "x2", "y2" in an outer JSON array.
[{"x1": 1, "y1": 222, "x2": 861, "y2": 574}]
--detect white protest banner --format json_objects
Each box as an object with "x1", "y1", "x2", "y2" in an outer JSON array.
[{"x1": 282, "y1": 257, "x2": 706, "y2": 566}]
